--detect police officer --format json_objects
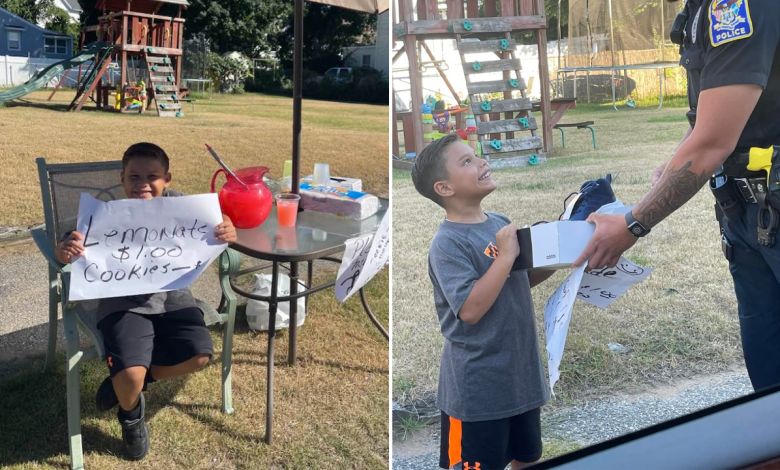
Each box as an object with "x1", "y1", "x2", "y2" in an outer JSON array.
[{"x1": 573, "y1": 0, "x2": 780, "y2": 392}]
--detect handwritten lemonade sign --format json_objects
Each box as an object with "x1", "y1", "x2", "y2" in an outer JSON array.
[
  {"x1": 69, "y1": 193, "x2": 227, "y2": 301},
  {"x1": 335, "y1": 210, "x2": 390, "y2": 302}
]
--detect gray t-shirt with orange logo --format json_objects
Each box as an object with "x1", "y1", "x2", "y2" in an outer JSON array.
[{"x1": 428, "y1": 212, "x2": 549, "y2": 422}]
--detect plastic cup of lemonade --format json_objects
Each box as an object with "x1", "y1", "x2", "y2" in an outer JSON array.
[{"x1": 275, "y1": 193, "x2": 300, "y2": 227}]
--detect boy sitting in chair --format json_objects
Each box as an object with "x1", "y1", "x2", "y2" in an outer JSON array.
[{"x1": 54, "y1": 142, "x2": 237, "y2": 461}]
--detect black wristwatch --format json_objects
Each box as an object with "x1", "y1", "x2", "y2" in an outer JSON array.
[{"x1": 625, "y1": 211, "x2": 651, "y2": 237}]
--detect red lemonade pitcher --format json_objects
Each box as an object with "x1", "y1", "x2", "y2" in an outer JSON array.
[{"x1": 211, "y1": 166, "x2": 273, "y2": 229}]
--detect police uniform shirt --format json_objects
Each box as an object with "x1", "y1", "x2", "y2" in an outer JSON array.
[{"x1": 682, "y1": 0, "x2": 780, "y2": 148}]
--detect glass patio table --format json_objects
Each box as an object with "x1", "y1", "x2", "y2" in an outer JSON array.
[{"x1": 223, "y1": 198, "x2": 388, "y2": 444}]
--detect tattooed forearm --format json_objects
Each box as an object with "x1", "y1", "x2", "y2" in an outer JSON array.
[{"x1": 634, "y1": 160, "x2": 710, "y2": 228}]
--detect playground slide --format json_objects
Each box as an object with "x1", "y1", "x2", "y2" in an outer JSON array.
[{"x1": 0, "y1": 42, "x2": 111, "y2": 107}]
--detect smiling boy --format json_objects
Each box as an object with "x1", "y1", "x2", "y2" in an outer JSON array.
[
  {"x1": 55, "y1": 142, "x2": 236, "y2": 461},
  {"x1": 412, "y1": 134, "x2": 553, "y2": 470}
]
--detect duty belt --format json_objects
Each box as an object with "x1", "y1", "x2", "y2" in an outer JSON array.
[
  {"x1": 732, "y1": 176, "x2": 768, "y2": 204},
  {"x1": 715, "y1": 146, "x2": 780, "y2": 247}
]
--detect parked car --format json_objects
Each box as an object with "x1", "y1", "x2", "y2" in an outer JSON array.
[{"x1": 320, "y1": 67, "x2": 353, "y2": 82}]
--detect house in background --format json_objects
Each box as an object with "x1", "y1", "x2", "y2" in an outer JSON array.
[
  {"x1": 37, "y1": 0, "x2": 83, "y2": 27},
  {"x1": 342, "y1": 10, "x2": 388, "y2": 78},
  {"x1": 1, "y1": 5, "x2": 74, "y2": 59}
]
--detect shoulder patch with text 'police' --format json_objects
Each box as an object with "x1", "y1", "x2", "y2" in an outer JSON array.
[{"x1": 710, "y1": 0, "x2": 753, "y2": 47}]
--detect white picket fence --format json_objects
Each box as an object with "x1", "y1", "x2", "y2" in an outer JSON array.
[{"x1": 1, "y1": 55, "x2": 122, "y2": 89}]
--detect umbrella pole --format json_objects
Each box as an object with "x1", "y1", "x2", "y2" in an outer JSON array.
[{"x1": 292, "y1": 0, "x2": 304, "y2": 195}]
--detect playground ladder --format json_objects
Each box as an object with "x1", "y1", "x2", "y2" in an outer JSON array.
[
  {"x1": 143, "y1": 48, "x2": 183, "y2": 118},
  {"x1": 455, "y1": 22, "x2": 545, "y2": 167},
  {"x1": 68, "y1": 46, "x2": 113, "y2": 112}
]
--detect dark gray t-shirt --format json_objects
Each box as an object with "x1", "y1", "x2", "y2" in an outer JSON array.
[{"x1": 428, "y1": 212, "x2": 549, "y2": 422}]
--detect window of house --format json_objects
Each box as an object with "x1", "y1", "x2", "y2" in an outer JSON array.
[
  {"x1": 7, "y1": 30, "x2": 21, "y2": 51},
  {"x1": 362, "y1": 55, "x2": 371, "y2": 67},
  {"x1": 45, "y1": 37, "x2": 68, "y2": 54}
]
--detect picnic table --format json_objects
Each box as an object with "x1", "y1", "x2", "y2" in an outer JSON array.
[{"x1": 224, "y1": 199, "x2": 388, "y2": 444}]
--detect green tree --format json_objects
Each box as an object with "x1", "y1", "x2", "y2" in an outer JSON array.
[
  {"x1": 277, "y1": 3, "x2": 377, "y2": 74},
  {"x1": 0, "y1": 0, "x2": 41, "y2": 21},
  {"x1": 184, "y1": 0, "x2": 292, "y2": 56}
]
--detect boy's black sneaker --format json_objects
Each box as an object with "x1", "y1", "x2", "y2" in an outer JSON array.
[
  {"x1": 96, "y1": 376, "x2": 119, "y2": 411},
  {"x1": 118, "y1": 392, "x2": 149, "y2": 461}
]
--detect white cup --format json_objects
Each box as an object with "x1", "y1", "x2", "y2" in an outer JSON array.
[{"x1": 313, "y1": 163, "x2": 331, "y2": 187}]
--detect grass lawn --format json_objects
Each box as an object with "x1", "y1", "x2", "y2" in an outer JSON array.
[
  {"x1": 0, "y1": 90, "x2": 389, "y2": 227},
  {"x1": 0, "y1": 90, "x2": 389, "y2": 468},
  {"x1": 0, "y1": 271, "x2": 389, "y2": 469},
  {"x1": 392, "y1": 100, "x2": 742, "y2": 407}
]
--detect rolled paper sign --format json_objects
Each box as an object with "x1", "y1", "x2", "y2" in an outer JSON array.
[
  {"x1": 491, "y1": 140, "x2": 502, "y2": 150},
  {"x1": 509, "y1": 79, "x2": 519, "y2": 88},
  {"x1": 519, "y1": 118, "x2": 529, "y2": 128},
  {"x1": 500, "y1": 39, "x2": 509, "y2": 50},
  {"x1": 481, "y1": 100, "x2": 491, "y2": 111},
  {"x1": 472, "y1": 62, "x2": 482, "y2": 71},
  {"x1": 462, "y1": 20, "x2": 472, "y2": 31}
]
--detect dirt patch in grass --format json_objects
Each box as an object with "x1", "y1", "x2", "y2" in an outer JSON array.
[
  {"x1": 0, "y1": 270, "x2": 389, "y2": 469},
  {"x1": 392, "y1": 104, "x2": 742, "y2": 405},
  {"x1": 0, "y1": 91, "x2": 389, "y2": 227}
]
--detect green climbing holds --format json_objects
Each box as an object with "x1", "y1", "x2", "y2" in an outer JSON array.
[
  {"x1": 167, "y1": 76, "x2": 174, "y2": 82},
  {"x1": 509, "y1": 79, "x2": 519, "y2": 88},
  {"x1": 394, "y1": 28, "x2": 404, "y2": 36},
  {"x1": 500, "y1": 39, "x2": 509, "y2": 50},
  {"x1": 528, "y1": 154, "x2": 539, "y2": 165},
  {"x1": 447, "y1": 25, "x2": 454, "y2": 32},
  {"x1": 176, "y1": 111, "x2": 183, "y2": 118},
  {"x1": 160, "y1": 103, "x2": 167, "y2": 109},
  {"x1": 481, "y1": 100, "x2": 491, "y2": 111},
  {"x1": 163, "y1": 58, "x2": 170, "y2": 64},
  {"x1": 518, "y1": 118, "x2": 529, "y2": 128},
  {"x1": 462, "y1": 20, "x2": 472, "y2": 31},
  {"x1": 155, "y1": 85, "x2": 163, "y2": 92},
  {"x1": 472, "y1": 62, "x2": 482, "y2": 71},
  {"x1": 490, "y1": 140, "x2": 502, "y2": 150},
  {"x1": 146, "y1": 47, "x2": 154, "y2": 53},
  {"x1": 172, "y1": 94, "x2": 178, "y2": 100},
  {"x1": 152, "y1": 65, "x2": 158, "y2": 71}
]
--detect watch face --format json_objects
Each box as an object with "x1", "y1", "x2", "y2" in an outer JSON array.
[{"x1": 631, "y1": 225, "x2": 644, "y2": 236}]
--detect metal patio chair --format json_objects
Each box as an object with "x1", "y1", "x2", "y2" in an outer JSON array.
[{"x1": 31, "y1": 157, "x2": 240, "y2": 470}]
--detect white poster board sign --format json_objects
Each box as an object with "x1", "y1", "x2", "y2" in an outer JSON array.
[
  {"x1": 544, "y1": 264, "x2": 586, "y2": 395},
  {"x1": 544, "y1": 201, "x2": 655, "y2": 394},
  {"x1": 69, "y1": 193, "x2": 227, "y2": 301},
  {"x1": 335, "y1": 210, "x2": 390, "y2": 302},
  {"x1": 576, "y1": 258, "x2": 655, "y2": 309}
]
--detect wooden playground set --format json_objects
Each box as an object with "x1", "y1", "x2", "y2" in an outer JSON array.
[
  {"x1": 47, "y1": 0, "x2": 190, "y2": 117},
  {"x1": 392, "y1": 0, "x2": 578, "y2": 168}
]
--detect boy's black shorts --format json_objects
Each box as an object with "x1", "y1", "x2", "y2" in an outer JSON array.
[
  {"x1": 439, "y1": 408, "x2": 543, "y2": 470},
  {"x1": 97, "y1": 307, "x2": 214, "y2": 377}
]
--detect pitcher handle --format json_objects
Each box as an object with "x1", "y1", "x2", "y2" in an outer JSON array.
[{"x1": 210, "y1": 169, "x2": 227, "y2": 193}]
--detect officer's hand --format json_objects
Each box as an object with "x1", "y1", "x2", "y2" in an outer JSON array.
[
  {"x1": 496, "y1": 223, "x2": 520, "y2": 261},
  {"x1": 572, "y1": 213, "x2": 638, "y2": 270}
]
